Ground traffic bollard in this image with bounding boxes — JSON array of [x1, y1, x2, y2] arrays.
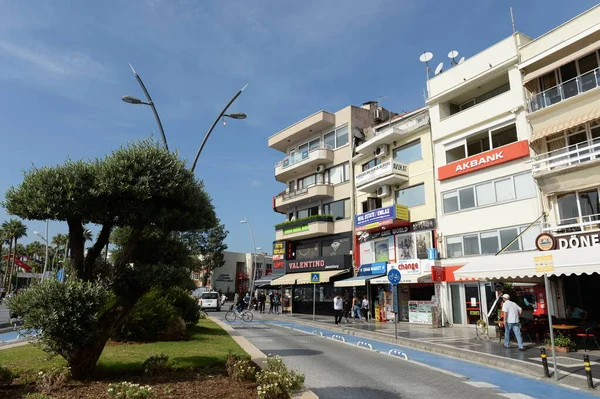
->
[[584, 354, 594, 389], [540, 348, 550, 378]]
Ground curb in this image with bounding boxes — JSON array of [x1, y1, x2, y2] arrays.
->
[[208, 317, 319, 399]]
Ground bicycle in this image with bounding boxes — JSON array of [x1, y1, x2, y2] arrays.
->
[[225, 307, 253, 322]]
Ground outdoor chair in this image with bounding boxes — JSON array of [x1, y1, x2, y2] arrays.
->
[[519, 318, 536, 343], [576, 327, 600, 352]]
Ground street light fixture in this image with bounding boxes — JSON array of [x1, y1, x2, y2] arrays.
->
[[240, 218, 258, 296], [191, 84, 248, 173], [122, 63, 169, 151]]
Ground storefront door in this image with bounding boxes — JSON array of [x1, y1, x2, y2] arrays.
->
[[450, 283, 463, 325], [465, 284, 481, 325]]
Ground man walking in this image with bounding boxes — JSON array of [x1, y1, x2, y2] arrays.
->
[[501, 293, 524, 351], [333, 294, 343, 326]]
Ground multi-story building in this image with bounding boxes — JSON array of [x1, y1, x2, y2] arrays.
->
[[269, 103, 382, 315], [427, 32, 547, 326], [337, 107, 439, 323], [509, 5, 600, 320]]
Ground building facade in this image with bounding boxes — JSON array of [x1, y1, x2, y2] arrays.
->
[[269, 104, 382, 315]]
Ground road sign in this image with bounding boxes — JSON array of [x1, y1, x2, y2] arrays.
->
[[310, 273, 320, 284], [387, 269, 401, 285]]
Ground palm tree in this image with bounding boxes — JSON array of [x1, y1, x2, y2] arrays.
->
[[0, 226, 8, 286], [2, 219, 27, 290], [51, 233, 68, 270], [83, 228, 93, 242], [25, 241, 46, 273]]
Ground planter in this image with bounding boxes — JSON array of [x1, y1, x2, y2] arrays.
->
[[275, 215, 334, 231], [549, 345, 575, 353]]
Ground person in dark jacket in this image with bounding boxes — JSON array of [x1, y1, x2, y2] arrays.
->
[[342, 292, 352, 323], [259, 292, 267, 314]]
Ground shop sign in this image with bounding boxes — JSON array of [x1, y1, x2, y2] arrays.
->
[[536, 231, 600, 251], [431, 266, 445, 282], [272, 241, 285, 261], [355, 205, 409, 231], [355, 159, 408, 187], [534, 254, 554, 273], [215, 274, 234, 282], [437, 140, 530, 181], [357, 218, 436, 242], [285, 255, 352, 273], [393, 259, 421, 274], [358, 262, 387, 276]]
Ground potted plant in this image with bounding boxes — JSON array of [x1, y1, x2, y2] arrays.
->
[[546, 335, 576, 353]]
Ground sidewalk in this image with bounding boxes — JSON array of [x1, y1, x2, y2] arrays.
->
[[253, 311, 600, 394]]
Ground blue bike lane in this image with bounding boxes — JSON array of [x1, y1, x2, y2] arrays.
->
[[258, 320, 597, 399]]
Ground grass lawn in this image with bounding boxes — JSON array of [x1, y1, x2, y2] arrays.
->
[[0, 318, 247, 376]]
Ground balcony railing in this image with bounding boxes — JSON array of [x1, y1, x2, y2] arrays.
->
[[542, 212, 600, 235], [531, 137, 600, 174], [275, 144, 333, 169], [279, 183, 332, 200], [528, 67, 600, 112]]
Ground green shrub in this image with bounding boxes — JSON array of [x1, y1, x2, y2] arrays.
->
[[546, 335, 576, 350], [116, 289, 176, 342], [25, 394, 55, 399], [256, 355, 304, 399], [142, 354, 170, 376], [0, 364, 14, 386], [226, 354, 255, 382], [36, 367, 71, 392], [107, 382, 156, 399], [164, 287, 200, 325]]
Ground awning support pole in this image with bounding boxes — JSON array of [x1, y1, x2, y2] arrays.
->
[[495, 212, 547, 256], [544, 273, 558, 380]]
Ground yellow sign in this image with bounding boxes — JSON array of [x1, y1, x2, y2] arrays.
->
[[534, 254, 554, 273], [395, 204, 409, 221]]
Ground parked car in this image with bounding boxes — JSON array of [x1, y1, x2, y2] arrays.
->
[[200, 292, 221, 311]]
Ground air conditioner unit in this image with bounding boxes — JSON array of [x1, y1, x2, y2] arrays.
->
[[316, 164, 326, 173], [374, 144, 389, 158], [373, 107, 389, 122], [377, 185, 391, 197]]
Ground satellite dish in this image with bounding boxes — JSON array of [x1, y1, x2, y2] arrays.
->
[[448, 50, 459, 59], [419, 52, 433, 63], [458, 57, 465, 64], [435, 62, 444, 75], [352, 127, 365, 139]]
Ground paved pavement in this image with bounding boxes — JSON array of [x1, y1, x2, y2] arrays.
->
[[0, 303, 10, 326]]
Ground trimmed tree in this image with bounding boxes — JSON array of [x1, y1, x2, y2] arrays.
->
[[4, 140, 216, 379]]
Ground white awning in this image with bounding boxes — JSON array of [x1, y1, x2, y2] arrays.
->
[[454, 246, 600, 280], [270, 270, 349, 285], [369, 273, 432, 285], [334, 274, 385, 288]]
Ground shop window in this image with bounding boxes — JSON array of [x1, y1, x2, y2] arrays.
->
[[396, 233, 415, 259], [295, 241, 320, 259], [394, 139, 422, 164], [415, 231, 432, 260], [374, 238, 390, 262], [322, 236, 351, 256], [396, 184, 425, 208]]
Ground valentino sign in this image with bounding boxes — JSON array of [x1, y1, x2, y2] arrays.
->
[[438, 140, 530, 181], [536, 232, 600, 251]]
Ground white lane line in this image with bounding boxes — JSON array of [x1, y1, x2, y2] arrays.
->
[[464, 381, 499, 388], [497, 393, 537, 399]]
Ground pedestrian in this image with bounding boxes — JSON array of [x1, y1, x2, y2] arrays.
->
[[274, 293, 281, 314], [220, 293, 227, 307], [243, 292, 251, 310], [342, 292, 352, 323], [352, 295, 363, 323], [259, 291, 267, 314], [269, 292, 275, 314], [501, 293, 524, 351], [333, 293, 343, 325], [361, 296, 369, 321]]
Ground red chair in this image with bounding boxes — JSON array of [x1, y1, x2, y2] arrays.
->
[[576, 327, 600, 352]]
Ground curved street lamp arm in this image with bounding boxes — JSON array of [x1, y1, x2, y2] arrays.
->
[[129, 64, 169, 151], [191, 83, 248, 173]]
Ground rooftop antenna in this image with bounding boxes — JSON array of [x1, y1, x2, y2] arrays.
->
[[434, 62, 444, 75], [510, 7, 516, 35], [419, 51, 434, 98], [448, 50, 459, 66]]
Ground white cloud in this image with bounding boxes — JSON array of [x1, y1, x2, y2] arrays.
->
[[250, 179, 262, 187]]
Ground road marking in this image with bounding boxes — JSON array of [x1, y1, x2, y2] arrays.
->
[[498, 393, 537, 399], [463, 381, 498, 388]]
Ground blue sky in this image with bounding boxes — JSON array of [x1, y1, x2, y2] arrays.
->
[[1, 0, 598, 253]]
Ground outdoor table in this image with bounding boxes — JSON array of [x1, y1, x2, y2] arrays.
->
[[553, 324, 578, 339]]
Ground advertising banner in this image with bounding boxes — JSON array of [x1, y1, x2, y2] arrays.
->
[[285, 255, 352, 273]]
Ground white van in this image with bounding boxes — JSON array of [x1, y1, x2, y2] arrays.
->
[[200, 292, 221, 311]]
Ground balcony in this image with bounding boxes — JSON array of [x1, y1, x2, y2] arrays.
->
[[268, 110, 335, 152], [275, 215, 334, 240], [528, 67, 600, 113], [355, 159, 409, 192], [542, 213, 600, 237], [356, 112, 429, 155], [274, 145, 334, 182], [273, 183, 334, 213], [531, 137, 600, 176]]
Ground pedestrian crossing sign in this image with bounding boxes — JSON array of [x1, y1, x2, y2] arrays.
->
[[310, 273, 320, 284]]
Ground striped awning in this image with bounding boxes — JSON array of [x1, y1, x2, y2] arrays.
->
[[532, 107, 600, 142]]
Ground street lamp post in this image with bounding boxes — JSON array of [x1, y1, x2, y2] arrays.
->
[[33, 220, 49, 281], [122, 64, 169, 151], [191, 84, 248, 173], [240, 218, 258, 295]]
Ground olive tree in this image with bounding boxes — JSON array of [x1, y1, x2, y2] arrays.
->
[[4, 140, 216, 379]]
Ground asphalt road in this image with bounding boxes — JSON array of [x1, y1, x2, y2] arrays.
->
[[219, 315, 508, 399]]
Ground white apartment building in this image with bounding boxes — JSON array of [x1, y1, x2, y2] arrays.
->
[[268, 103, 379, 315], [427, 33, 546, 326]]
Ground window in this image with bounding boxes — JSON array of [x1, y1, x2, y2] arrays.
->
[[288, 180, 296, 192], [323, 125, 349, 149], [362, 197, 382, 213], [308, 138, 320, 152], [298, 174, 316, 188], [415, 231, 432, 260], [444, 123, 518, 164], [296, 241, 320, 259], [445, 223, 539, 258], [396, 184, 425, 208], [324, 162, 349, 184], [394, 140, 422, 163], [323, 199, 349, 220], [297, 206, 318, 219], [374, 238, 390, 262], [288, 212, 294, 221], [450, 81, 510, 115], [442, 172, 535, 213], [556, 188, 600, 227], [322, 236, 351, 256], [362, 158, 381, 171], [396, 233, 415, 259]]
